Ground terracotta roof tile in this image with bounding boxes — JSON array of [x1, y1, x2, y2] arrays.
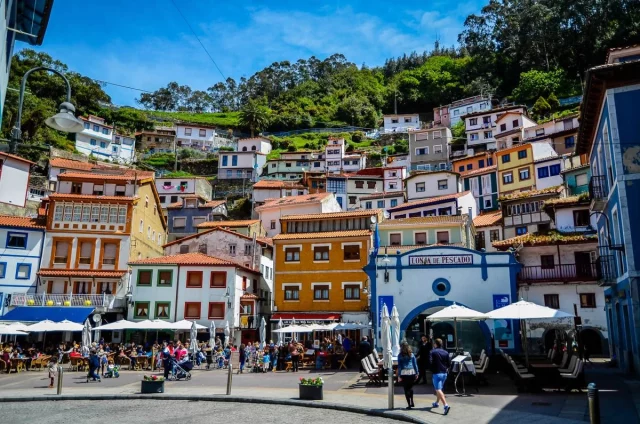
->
[[196, 220, 260, 229], [388, 191, 470, 212], [473, 210, 503, 227], [273, 230, 371, 240], [202, 200, 226, 208], [241, 293, 259, 300], [256, 237, 273, 247], [163, 226, 271, 248], [359, 192, 405, 201], [493, 230, 597, 249], [49, 158, 96, 171], [0, 152, 35, 165], [280, 210, 382, 221], [57, 172, 152, 182], [499, 186, 563, 201], [129, 253, 261, 274], [542, 194, 589, 208], [165, 198, 225, 210], [460, 165, 497, 178], [38, 269, 127, 278], [380, 215, 467, 227], [253, 180, 305, 189], [255, 192, 332, 211], [48, 193, 137, 201], [0, 215, 46, 229]]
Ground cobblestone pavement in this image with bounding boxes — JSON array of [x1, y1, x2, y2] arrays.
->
[[0, 400, 407, 424]]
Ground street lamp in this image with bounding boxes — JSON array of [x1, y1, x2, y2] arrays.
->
[[10, 66, 85, 153]]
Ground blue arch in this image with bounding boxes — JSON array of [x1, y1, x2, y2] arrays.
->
[[400, 298, 493, 354]]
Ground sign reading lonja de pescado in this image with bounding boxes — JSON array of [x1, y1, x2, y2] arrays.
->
[[409, 254, 474, 266]]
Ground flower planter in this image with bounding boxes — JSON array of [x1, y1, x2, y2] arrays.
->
[[299, 384, 323, 400], [141, 380, 164, 394]]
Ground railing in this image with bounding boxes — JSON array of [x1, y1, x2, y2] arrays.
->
[[596, 255, 618, 284], [517, 263, 598, 283], [567, 184, 589, 196], [10, 293, 124, 309], [589, 175, 609, 202], [239, 314, 259, 329], [412, 163, 453, 172]]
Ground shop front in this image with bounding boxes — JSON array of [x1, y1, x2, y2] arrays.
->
[[364, 246, 522, 354]]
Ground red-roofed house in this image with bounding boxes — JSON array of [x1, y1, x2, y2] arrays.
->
[[166, 196, 227, 241], [75, 115, 136, 164], [388, 191, 477, 220], [251, 180, 308, 207]]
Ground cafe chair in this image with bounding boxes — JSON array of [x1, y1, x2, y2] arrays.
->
[[338, 352, 349, 370], [361, 358, 381, 386], [559, 355, 578, 374], [561, 360, 585, 393]]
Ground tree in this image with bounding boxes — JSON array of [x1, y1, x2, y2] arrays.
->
[[451, 121, 466, 139], [511, 69, 573, 104], [239, 98, 272, 137], [547, 93, 560, 111], [531, 96, 551, 120]]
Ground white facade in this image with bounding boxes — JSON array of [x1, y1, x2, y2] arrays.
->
[[75, 116, 135, 164], [476, 225, 503, 252], [406, 171, 461, 201], [449, 98, 492, 126], [175, 124, 234, 151], [534, 157, 564, 190], [389, 192, 477, 220], [0, 153, 31, 208], [554, 204, 596, 233], [465, 107, 527, 149], [237, 137, 272, 155], [0, 223, 45, 301], [360, 193, 405, 211], [383, 167, 406, 192], [524, 117, 579, 140], [218, 151, 267, 181], [342, 154, 367, 173], [383, 114, 421, 133], [325, 138, 345, 173], [156, 177, 212, 209]]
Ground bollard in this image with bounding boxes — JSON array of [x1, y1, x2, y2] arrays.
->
[[226, 363, 233, 395], [588, 382, 600, 424], [56, 365, 64, 395]]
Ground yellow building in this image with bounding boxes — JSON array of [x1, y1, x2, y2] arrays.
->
[[272, 210, 381, 328], [496, 143, 535, 195]]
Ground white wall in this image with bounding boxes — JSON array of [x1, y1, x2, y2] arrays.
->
[[450, 100, 491, 126], [555, 207, 597, 232], [0, 227, 44, 295], [478, 225, 502, 252], [259, 203, 325, 237], [534, 159, 564, 190], [0, 157, 30, 207], [360, 195, 405, 210], [253, 188, 282, 204], [383, 115, 421, 133], [406, 172, 459, 201], [531, 141, 558, 160], [238, 138, 272, 155]]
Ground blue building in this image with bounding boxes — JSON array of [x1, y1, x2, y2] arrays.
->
[[576, 46, 640, 374], [167, 196, 227, 242]]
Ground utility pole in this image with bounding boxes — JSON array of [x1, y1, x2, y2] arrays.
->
[[394, 91, 397, 115]]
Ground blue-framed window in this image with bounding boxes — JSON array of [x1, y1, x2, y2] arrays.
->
[[518, 150, 527, 159], [365, 201, 372, 209], [15, 263, 31, 280], [112, 146, 118, 152], [377, 200, 384, 208], [479, 159, 485, 168], [100, 141, 106, 148], [458, 166, 464, 172], [466, 164, 472, 170], [0, 262, 6, 278], [502, 154, 511, 163], [550, 164, 561, 176], [93, 124, 100, 132], [336, 197, 343, 208], [6, 232, 27, 249], [83, 122, 90, 129], [90, 139, 97, 146], [390, 199, 398, 207], [564, 136, 575, 148], [222, 155, 228, 166], [232, 155, 238, 166], [102, 128, 109, 135], [537, 167, 549, 179], [226, 170, 232, 178], [516, 226, 528, 236], [487, 157, 494, 166]]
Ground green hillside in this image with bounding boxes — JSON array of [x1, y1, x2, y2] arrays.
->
[[146, 111, 241, 128]]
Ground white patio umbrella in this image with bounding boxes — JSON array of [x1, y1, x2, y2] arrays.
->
[[391, 305, 401, 358], [291, 317, 298, 342], [3, 322, 30, 332], [224, 321, 230, 346], [209, 321, 216, 347], [381, 303, 394, 409], [172, 320, 207, 330], [259, 317, 266, 349], [82, 320, 92, 355], [93, 319, 136, 331], [189, 321, 198, 357], [272, 325, 314, 333], [276, 318, 284, 346], [427, 303, 488, 352], [0, 326, 28, 336], [486, 299, 574, 366], [28, 319, 83, 348]]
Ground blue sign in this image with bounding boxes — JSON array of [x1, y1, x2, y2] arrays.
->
[[493, 294, 510, 309], [378, 295, 394, 329], [493, 294, 513, 348]]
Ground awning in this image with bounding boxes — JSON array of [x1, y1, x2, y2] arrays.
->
[[270, 313, 341, 322], [1, 307, 93, 324]]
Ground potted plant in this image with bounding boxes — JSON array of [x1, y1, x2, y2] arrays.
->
[[84, 300, 92, 306], [141, 375, 164, 393], [63, 300, 71, 306], [27, 299, 35, 306], [299, 377, 323, 400], [46, 300, 54, 306]]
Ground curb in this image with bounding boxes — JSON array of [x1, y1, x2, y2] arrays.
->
[[0, 393, 432, 424]]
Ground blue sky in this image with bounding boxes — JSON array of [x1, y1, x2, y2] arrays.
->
[[30, 0, 485, 106]]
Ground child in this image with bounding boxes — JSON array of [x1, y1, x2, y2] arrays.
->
[[262, 352, 271, 373], [47, 357, 58, 388]]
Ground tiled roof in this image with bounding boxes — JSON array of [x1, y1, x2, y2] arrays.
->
[[460, 165, 497, 178], [196, 219, 260, 229], [166, 201, 183, 209], [241, 293, 259, 300], [388, 191, 470, 212], [49, 158, 96, 171], [493, 231, 598, 249], [561, 163, 590, 174], [0, 152, 35, 165], [256, 237, 273, 247], [203, 200, 226, 208], [252, 180, 305, 189], [130, 252, 238, 266], [273, 230, 371, 240], [473, 210, 503, 228], [499, 186, 562, 201], [38, 269, 127, 278], [543, 194, 589, 208], [406, 170, 459, 181], [48, 193, 136, 201], [380, 215, 467, 227], [359, 192, 405, 201], [0, 215, 46, 229], [166, 198, 226, 210], [57, 172, 152, 182], [255, 192, 332, 211], [451, 151, 494, 163], [163, 226, 271, 248], [280, 210, 381, 221]]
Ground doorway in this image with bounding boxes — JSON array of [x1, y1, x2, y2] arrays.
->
[[575, 252, 593, 278]]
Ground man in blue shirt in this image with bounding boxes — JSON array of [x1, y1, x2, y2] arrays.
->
[[429, 338, 451, 415]]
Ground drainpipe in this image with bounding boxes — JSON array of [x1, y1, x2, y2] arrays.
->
[[465, 207, 473, 249]]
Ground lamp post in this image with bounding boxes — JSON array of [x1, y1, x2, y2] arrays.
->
[[10, 66, 85, 153]]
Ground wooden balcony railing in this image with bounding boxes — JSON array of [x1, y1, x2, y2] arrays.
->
[[517, 263, 598, 283]]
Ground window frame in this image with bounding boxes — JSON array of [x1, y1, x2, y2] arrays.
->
[[15, 263, 31, 280], [137, 269, 153, 286], [313, 284, 330, 301], [284, 284, 300, 301], [580, 293, 596, 308], [343, 244, 361, 261], [313, 245, 330, 262], [184, 302, 201, 319], [543, 294, 560, 309], [284, 247, 301, 262], [134, 301, 150, 319], [186, 271, 203, 288], [344, 284, 361, 300], [5, 231, 27, 250], [155, 301, 172, 320], [207, 302, 226, 319], [540, 255, 555, 269], [157, 270, 173, 287], [210, 271, 227, 288]]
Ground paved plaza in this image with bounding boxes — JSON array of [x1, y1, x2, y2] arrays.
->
[[0, 360, 638, 424]]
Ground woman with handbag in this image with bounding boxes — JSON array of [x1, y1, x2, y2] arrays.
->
[[396, 342, 419, 409]]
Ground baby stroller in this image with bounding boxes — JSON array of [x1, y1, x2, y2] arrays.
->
[[103, 363, 120, 378], [169, 357, 193, 381]]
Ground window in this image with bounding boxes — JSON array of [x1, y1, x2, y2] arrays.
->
[[173, 217, 186, 228], [478, 159, 485, 169], [343, 245, 360, 260], [70, 182, 82, 194], [519, 168, 530, 181], [544, 294, 560, 309], [100, 141, 106, 148], [179, 245, 190, 254], [373, 200, 382, 208], [355, 181, 364, 189], [0, 262, 5, 278], [433, 145, 443, 154], [158, 270, 172, 286], [192, 216, 207, 227], [438, 179, 448, 190], [229, 244, 236, 255], [518, 150, 527, 159], [184, 128, 192, 136], [550, 164, 561, 176], [541, 255, 555, 269], [155, 302, 171, 319], [84, 122, 90, 129], [404, 116, 412, 123], [134, 302, 150, 319], [314, 285, 330, 300], [454, 110, 459, 116], [199, 129, 206, 137], [231, 155, 238, 166], [535, 128, 545, 136], [490, 229, 500, 242], [186, 271, 203, 287], [314, 246, 329, 261], [432, 231, 448, 244], [580, 293, 596, 308], [344, 285, 360, 300], [365, 201, 372, 209], [470, 134, 479, 141], [102, 243, 117, 265], [285, 247, 300, 262], [349, 196, 357, 205], [390, 199, 398, 207], [503, 172, 513, 184], [103, 127, 109, 135], [512, 119, 519, 128], [415, 232, 427, 245], [208, 302, 225, 319], [573, 210, 590, 227], [576, 173, 588, 186], [184, 302, 201, 319], [415, 182, 425, 192], [211, 271, 226, 288], [367, 181, 376, 189], [93, 124, 100, 132], [270, 220, 276, 230], [501, 154, 511, 164], [484, 198, 492, 208], [16, 264, 30, 279], [170, 196, 178, 203], [538, 167, 549, 178], [6, 232, 26, 249], [487, 157, 494, 166], [484, 131, 492, 139], [516, 226, 528, 236], [500, 123, 507, 132], [285, 286, 300, 300], [565, 136, 575, 148], [54, 241, 70, 264], [222, 155, 228, 166], [244, 244, 252, 256], [78, 241, 93, 265], [390, 233, 401, 245], [415, 147, 428, 155], [137, 269, 153, 286], [470, 118, 478, 125]]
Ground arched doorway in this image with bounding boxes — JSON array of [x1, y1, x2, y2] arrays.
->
[[581, 328, 604, 355]]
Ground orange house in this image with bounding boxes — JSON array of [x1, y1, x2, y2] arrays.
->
[[452, 151, 496, 174]]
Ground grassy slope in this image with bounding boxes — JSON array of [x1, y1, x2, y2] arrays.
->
[[146, 111, 241, 128]]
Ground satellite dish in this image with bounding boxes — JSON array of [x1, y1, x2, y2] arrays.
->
[[370, 215, 377, 224], [92, 313, 102, 323]]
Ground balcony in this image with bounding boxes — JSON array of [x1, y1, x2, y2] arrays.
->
[[567, 184, 589, 196], [10, 293, 125, 310], [596, 255, 618, 285], [517, 263, 598, 283], [589, 175, 609, 211], [240, 314, 259, 329]]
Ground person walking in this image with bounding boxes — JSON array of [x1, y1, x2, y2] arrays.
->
[[47, 357, 58, 388], [239, 343, 246, 373], [358, 336, 372, 372], [86, 349, 101, 383], [430, 338, 451, 415], [416, 334, 432, 385], [289, 340, 300, 372], [396, 342, 419, 409], [161, 342, 172, 379]]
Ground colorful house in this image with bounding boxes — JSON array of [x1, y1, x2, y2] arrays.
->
[[166, 196, 227, 241], [461, 165, 499, 213]]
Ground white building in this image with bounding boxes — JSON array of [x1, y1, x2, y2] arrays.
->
[[534, 156, 564, 190], [218, 151, 267, 181], [323, 137, 367, 174], [251, 180, 307, 208], [382, 114, 421, 133], [359, 192, 405, 211], [524, 115, 580, 156], [388, 191, 477, 219], [255, 192, 342, 237], [494, 111, 538, 150], [405, 170, 462, 202], [472, 210, 503, 252], [175, 123, 235, 151], [0, 216, 46, 316], [448, 96, 493, 127], [156, 177, 212, 210], [237, 137, 272, 155], [464, 106, 527, 152], [0, 152, 33, 208], [75, 116, 135, 164]]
